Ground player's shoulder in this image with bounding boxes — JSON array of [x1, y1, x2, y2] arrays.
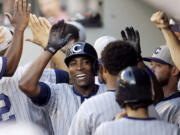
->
[[45, 82, 72, 91], [78, 91, 116, 115]]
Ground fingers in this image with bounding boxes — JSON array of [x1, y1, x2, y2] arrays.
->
[[121, 30, 127, 40], [14, 0, 18, 12], [39, 17, 51, 30], [4, 12, 13, 24], [27, 3, 31, 14], [23, 0, 26, 13], [0, 30, 5, 44], [125, 27, 132, 40], [64, 34, 72, 45], [129, 27, 135, 41], [31, 14, 41, 28], [18, 0, 23, 13]]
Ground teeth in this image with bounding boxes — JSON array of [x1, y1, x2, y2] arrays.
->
[[76, 74, 86, 78]]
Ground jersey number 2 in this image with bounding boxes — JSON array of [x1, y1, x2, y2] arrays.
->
[[0, 93, 15, 121]]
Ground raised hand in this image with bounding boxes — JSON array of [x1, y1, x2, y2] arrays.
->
[[5, 0, 31, 31], [121, 27, 142, 61], [151, 11, 169, 29], [45, 20, 72, 54], [27, 14, 51, 47]]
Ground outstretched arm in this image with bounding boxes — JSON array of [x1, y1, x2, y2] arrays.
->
[[27, 14, 69, 71], [19, 20, 71, 97], [151, 11, 180, 70], [3, 0, 31, 76]]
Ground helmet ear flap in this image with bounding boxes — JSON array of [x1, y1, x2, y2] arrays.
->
[[93, 60, 99, 75]]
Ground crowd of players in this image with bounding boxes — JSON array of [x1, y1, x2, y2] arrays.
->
[[0, 0, 180, 134]]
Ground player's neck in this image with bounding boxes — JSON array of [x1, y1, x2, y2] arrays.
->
[[74, 84, 96, 97], [125, 106, 149, 119], [106, 75, 117, 90]]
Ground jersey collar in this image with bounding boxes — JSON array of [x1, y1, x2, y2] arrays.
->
[[72, 85, 99, 103], [162, 91, 180, 102], [124, 116, 156, 121]]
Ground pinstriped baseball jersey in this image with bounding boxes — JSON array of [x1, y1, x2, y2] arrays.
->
[[0, 64, 68, 135], [68, 91, 160, 135], [94, 116, 180, 135], [32, 82, 106, 135], [0, 57, 7, 79], [155, 92, 180, 127]]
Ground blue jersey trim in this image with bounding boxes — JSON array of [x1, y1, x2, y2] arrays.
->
[[72, 85, 99, 103], [124, 116, 156, 121], [0, 57, 7, 79], [106, 90, 115, 92], [31, 82, 51, 106], [54, 68, 69, 83], [162, 92, 180, 102]]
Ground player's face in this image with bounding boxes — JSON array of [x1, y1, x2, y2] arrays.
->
[[150, 61, 172, 87], [69, 56, 94, 88]]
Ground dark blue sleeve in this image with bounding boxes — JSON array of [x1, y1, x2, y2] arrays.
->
[[54, 68, 69, 83], [0, 56, 7, 79], [30, 82, 51, 106]]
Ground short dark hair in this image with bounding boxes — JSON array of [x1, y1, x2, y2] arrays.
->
[[63, 24, 79, 41], [101, 40, 138, 75]]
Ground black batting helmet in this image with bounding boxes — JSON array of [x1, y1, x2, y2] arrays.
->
[[116, 66, 154, 107], [64, 42, 98, 74]]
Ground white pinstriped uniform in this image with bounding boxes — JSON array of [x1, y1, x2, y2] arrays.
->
[[34, 82, 106, 135], [68, 91, 160, 135], [0, 64, 58, 135], [155, 92, 180, 127], [94, 117, 180, 135], [0, 57, 7, 79]]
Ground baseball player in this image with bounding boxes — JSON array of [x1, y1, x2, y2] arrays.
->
[[144, 45, 180, 127], [0, 0, 31, 79], [0, 1, 70, 135], [68, 40, 160, 135], [19, 20, 106, 135], [94, 66, 179, 135]]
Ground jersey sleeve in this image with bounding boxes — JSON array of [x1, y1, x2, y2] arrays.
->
[[0, 56, 7, 79], [30, 81, 68, 115], [40, 68, 69, 84]]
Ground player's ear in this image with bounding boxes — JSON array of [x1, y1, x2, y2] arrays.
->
[[171, 66, 180, 77]]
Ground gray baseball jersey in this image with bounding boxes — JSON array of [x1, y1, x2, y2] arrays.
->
[[94, 116, 179, 135], [68, 90, 160, 135], [0, 64, 68, 135], [0, 57, 7, 79], [31, 82, 107, 135], [155, 92, 180, 127]]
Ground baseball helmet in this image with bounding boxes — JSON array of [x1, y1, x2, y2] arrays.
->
[[116, 66, 154, 107], [65, 42, 98, 74]]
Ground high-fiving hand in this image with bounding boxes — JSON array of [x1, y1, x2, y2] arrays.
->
[[5, 0, 31, 31], [121, 27, 142, 61], [45, 20, 72, 54]]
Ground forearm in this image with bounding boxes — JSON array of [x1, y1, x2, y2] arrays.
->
[[52, 50, 69, 71], [4, 28, 24, 76], [19, 50, 53, 97], [161, 28, 180, 70]]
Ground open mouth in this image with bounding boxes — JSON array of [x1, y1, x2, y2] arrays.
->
[[76, 74, 87, 80]]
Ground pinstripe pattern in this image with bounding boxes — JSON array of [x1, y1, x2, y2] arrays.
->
[[155, 96, 180, 127], [40, 82, 106, 135], [94, 117, 180, 135], [0, 57, 6, 79], [68, 91, 160, 135], [0, 65, 57, 135]]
